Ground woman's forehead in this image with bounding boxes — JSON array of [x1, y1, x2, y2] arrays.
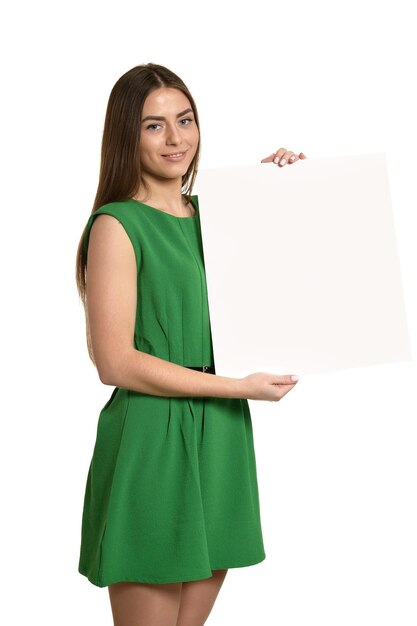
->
[[142, 87, 191, 115]]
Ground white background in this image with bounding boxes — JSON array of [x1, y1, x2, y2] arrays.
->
[[1, 1, 416, 625]]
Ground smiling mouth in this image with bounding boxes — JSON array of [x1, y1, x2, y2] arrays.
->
[[162, 151, 187, 157]]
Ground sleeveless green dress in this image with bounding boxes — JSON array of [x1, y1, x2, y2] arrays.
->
[[78, 195, 266, 587]]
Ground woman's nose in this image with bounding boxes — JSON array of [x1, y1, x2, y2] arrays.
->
[[166, 123, 182, 143]]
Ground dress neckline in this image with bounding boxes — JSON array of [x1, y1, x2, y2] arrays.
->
[[127, 195, 198, 220]]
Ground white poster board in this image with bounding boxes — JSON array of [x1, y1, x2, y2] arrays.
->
[[194, 153, 411, 377]]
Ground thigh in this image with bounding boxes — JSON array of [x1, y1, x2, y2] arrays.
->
[[108, 580, 183, 626], [176, 569, 228, 626]]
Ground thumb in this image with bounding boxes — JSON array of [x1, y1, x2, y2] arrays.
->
[[272, 374, 299, 385], [260, 153, 276, 163]]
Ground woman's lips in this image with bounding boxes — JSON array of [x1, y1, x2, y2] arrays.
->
[[161, 151, 187, 161]]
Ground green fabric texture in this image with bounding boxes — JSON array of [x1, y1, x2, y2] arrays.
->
[[78, 195, 266, 587]]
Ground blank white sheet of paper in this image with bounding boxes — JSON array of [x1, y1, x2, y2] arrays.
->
[[194, 153, 412, 377]]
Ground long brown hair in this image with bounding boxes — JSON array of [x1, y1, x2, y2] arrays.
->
[[75, 63, 202, 365]]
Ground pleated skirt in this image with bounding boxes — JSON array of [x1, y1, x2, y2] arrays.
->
[[78, 387, 266, 586]]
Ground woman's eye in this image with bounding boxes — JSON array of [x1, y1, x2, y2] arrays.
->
[[146, 118, 193, 131]]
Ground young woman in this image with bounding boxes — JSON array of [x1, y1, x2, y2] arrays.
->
[[75, 63, 305, 626]]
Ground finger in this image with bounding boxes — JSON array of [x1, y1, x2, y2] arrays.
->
[[273, 147, 287, 164], [276, 151, 296, 167], [285, 151, 308, 164], [273, 386, 293, 402]]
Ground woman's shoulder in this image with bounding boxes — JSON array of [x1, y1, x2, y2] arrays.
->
[[83, 200, 140, 259], [91, 199, 136, 217], [85, 200, 144, 233]]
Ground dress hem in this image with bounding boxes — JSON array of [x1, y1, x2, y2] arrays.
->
[[79, 553, 266, 587]]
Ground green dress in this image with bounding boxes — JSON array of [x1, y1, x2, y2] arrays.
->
[[78, 195, 266, 587]]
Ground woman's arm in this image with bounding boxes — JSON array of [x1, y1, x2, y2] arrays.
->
[[86, 214, 243, 399]]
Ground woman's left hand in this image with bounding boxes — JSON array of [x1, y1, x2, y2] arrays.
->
[[261, 147, 307, 167]]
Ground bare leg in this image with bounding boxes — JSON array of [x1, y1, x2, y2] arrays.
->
[[108, 580, 182, 626], [175, 569, 228, 626]]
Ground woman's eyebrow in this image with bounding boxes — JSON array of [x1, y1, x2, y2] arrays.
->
[[141, 108, 193, 123]]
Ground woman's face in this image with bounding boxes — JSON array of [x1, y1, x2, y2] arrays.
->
[[139, 87, 199, 182]]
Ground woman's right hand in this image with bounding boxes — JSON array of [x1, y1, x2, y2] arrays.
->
[[239, 372, 299, 402]]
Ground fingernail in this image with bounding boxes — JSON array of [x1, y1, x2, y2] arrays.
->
[[273, 156, 279, 164], [291, 375, 299, 381], [280, 158, 287, 166], [289, 156, 295, 161]]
